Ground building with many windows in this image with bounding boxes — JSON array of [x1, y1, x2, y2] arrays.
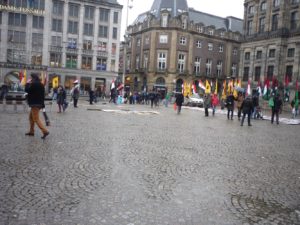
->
[[122, 0, 243, 95], [0, 0, 122, 93], [240, 0, 300, 88]]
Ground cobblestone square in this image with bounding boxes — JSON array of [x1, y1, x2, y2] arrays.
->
[[0, 102, 299, 225]]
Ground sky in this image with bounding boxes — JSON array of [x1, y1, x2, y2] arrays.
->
[[118, 0, 245, 39]]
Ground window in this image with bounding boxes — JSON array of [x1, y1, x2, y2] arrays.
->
[[84, 24, 93, 36], [113, 27, 118, 39], [32, 33, 43, 47], [52, 0, 64, 16], [219, 45, 224, 53], [286, 65, 293, 82], [197, 26, 203, 33], [136, 38, 141, 47], [220, 32, 225, 37], [67, 38, 77, 49], [66, 54, 77, 68], [145, 36, 150, 45], [267, 66, 274, 80], [255, 67, 261, 81], [100, 8, 110, 22], [259, 17, 265, 33], [177, 54, 185, 73], [8, 13, 26, 26], [52, 19, 62, 32], [8, 30, 26, 44], [159, 34, 168, 44], [111, 60, 116, 72], [269, 49, 276, 58], [135, 55, 140, 69], [248, 6, 254, 14], [182, 18, 187, 29], [291, 0, 300, 4], [209, 29, 214, 35], [99, 25, 108, 38], [157, 52, 167, 71], [287, 48, 295, 57], [83, 40, 92, 50], [243, 67, 249, 81], [291, 12, 298, 30], [96, 58, 107, 71], [261, 1, 267, 11], [32, 16, 44, 29], [272, 14, 278, 31], [126, 55, 131, 70], [256, 50, 262, 59], [8, 0, 27, 7], [68, 21, 78, 34], [273, 0, 280, 7], [208, 43, 213, 51], [217, 61, 223, 77], [196, 40, 202, 48], [0, 12, 2, 24], [32, 0, 45, 10], [144, 53, 148, 70], [161, 15, 168, 27], [82, 56, 92, 69], [206, 59, 212, 76], [233, 48, 238, 56], [194, 57, 201, 74], [69, 4, 79, 17], [247, 20, 253, 35], [179, 36, 186, 45], [85, 6, 94, 20], [111, 43, 116, 55], [98, 42, 107, 51], [51, 36, 62, 46], [113, 12, 119, 24], [31, 53, 42, 65], [50, 53, 62, 67], [245, 52, 250, 60], [232, 63, 237, 76]]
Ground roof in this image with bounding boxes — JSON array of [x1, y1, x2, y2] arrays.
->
[[150, 0, 189, 17]]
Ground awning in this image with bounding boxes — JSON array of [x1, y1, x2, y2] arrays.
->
[[154, 84, 166, 87]]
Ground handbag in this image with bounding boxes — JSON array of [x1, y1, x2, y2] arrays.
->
[[173, 103, 177, 111]]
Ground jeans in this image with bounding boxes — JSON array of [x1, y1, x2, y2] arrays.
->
[[227, 109, 233, 119], [205, 108, 209, 116], [73, 98, 78, 107], [271, 109, 279, 124], [241, 111, 251, 126], [237, 107, 242, 120], [212, 106, 216, 116], [29, 107, 48, 134], [177, 105, 182, 114]]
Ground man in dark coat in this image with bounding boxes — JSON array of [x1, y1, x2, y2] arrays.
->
[[25, 73, 49, 139], [226, 92, 235, 120], [240, 95, 254, 126], [175, 93, 184, 114], [271, 93, 283, 124]]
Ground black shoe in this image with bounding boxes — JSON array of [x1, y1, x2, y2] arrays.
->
[[25, 132, 34, 136], [248, 124, 252, 126], [41, 132, 49, 140]]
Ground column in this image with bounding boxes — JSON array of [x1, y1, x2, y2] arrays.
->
[[26, 15, 33, 64], [92, 7, 100, 71], [0, 12, 8, 62], [77, 4, 85, 70], [42, 0, 51, 66], [62, 0, 69, 68]]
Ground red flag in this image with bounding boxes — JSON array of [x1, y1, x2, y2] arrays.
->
[[19, 71, 23, 82], [296, 79, 299, 91]]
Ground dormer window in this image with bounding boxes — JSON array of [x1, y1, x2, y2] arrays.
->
[[209, 29, 214, 35], [197, 26, 203, 33], [182, 19, 187, 29], [220, 31, 225, 37], [161, 15, 168, 27]]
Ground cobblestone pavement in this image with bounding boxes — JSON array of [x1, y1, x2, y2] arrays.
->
[[0, 101, 300, 225]]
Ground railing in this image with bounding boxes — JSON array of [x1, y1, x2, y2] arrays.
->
[[49, 46, 63, 52], [97, 51, 108, 57], [82, 49, 94, 55]]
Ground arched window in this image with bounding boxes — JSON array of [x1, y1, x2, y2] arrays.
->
[[156, 77, 165, 85], [176, 79, 183, 92]]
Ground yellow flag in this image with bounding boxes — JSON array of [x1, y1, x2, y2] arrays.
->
[[222, 80, 227, 100], [21, 69, 27, 86], [227, 80, 233, 94], [205, 80, 211, 94], [214, 80, 218, 95], [52, 76, 59, 88]]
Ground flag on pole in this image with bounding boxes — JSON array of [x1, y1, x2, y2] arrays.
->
[[52, 76, 59, 88], [295, 79, 299, 108], [21, 69, 27, 86], [192, 83, 197, 94], [284, 75, 290, 102], [181, 82, 184, 94], [214, 80, 218, 95], [222, 80, 227, 100], [205, 80, 211, 94], [19, 70, 23, 82], [198, 80, 206, 90], [227, 80, 233, 94], [263, 78, 270, 100], [257, 80, 262, 97], [246, 80, 251, 96]]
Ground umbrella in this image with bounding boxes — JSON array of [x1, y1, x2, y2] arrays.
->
[[235, 86, 245, 92]]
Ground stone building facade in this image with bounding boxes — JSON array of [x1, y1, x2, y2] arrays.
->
[[240, 0, 300, 87], [123, 0, 243, 95], [0, 0, 122, 94]]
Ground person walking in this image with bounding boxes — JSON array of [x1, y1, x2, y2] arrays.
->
[[236, 92, 244, 120], [211, 94, 219, 116], [226, 92, 235, 120], [71, 80, 80, 108], [164, 92, 170, 107], [175, 93, 184, 114], [89, 88, 94, 105], [56, 85, 66, 113], [203, 94, 211, 117], [25, 73, 49, 139], [271, 93, 283, 124], [240, 95, 253, 126]]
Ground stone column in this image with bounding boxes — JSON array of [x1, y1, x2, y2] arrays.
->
[[62, 0, 69, 68], [92, 7, 100, 71], [0, 12, 8, 62], [77, 4, 85, 69], [26, 15, 33, 64]]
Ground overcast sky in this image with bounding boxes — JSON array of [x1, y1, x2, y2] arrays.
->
[[118, 0, 245, 39]]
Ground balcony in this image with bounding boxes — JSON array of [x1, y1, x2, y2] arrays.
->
[[66, 47, 78, 54], [97, 51, 108, 57], [49, 46, 63, 52], [82, 49, 94, 55], [7, 43, 26, 50]]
